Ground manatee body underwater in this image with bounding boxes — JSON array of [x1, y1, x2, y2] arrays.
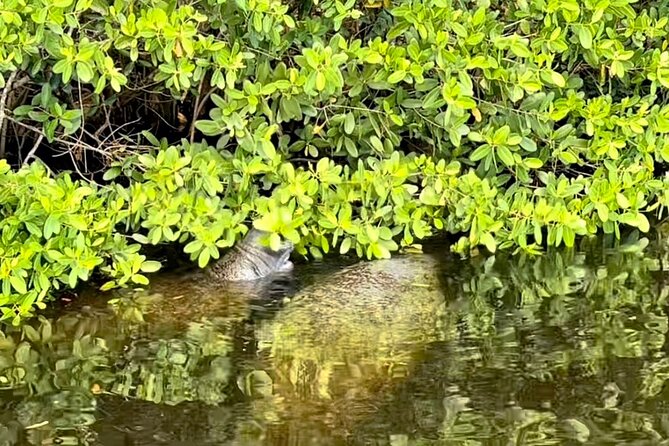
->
[[166, 228, 454, 387], [125, 229, 452, 352], [252, 251, 454, 400], [256, 253, 452, 361], [97, 230, 452, 344], [241, 251, 456, 441]]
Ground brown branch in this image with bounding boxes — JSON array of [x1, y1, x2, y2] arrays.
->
[[190, 80, 205, 144], [189, 86, 214, 144], [0, 71, 18, 159], [6, 115, 151, 172], [100, 117, 142, 146]]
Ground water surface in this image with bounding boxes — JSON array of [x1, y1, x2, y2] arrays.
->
[[1, 235, 669, 445]]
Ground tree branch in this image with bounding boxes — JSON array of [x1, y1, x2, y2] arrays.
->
[[22, 133, 44, 166], [189, 84, 214, 144], [0, 71, 18, 159]]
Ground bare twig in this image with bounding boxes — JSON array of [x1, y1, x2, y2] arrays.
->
[[95, 101, 113, 140], [22, 133, 44, 166], [5, 114, 152, 179], [190, 84, 214, 144], [7, 116, 103, 155], [0, 70, 18, 159], [76, 80, 86, 140], [190, 81, 205, 144], [141, 103, 180, 130], [68, 147, 95, 184], [100, 117, 141, 145]]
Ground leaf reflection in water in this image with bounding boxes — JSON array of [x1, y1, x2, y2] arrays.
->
[[0, 235, 667, 444]]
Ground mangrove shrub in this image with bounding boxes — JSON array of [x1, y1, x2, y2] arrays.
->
[[0, 0, 669, 317]]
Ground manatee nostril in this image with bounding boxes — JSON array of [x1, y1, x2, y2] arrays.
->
[[280, 260, 294, 272]]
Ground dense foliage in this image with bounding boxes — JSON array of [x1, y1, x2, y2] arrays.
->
[[2, 0, 669, 313]]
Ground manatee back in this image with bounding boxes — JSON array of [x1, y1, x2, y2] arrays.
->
[[287, 254, 443, 306], [257, 254, 449, 361]]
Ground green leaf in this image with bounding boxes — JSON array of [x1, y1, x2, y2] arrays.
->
[[62, 63, 74, 83], [558, 151, 578, 164], [550, 71, 566, 87], [634, 213, 650, 233], [610, 60, 625, 78], [131, 233, 150, 244], [576, 26, 593, 49], [198, 249, 211, 268], [184, 240, 203, 254], [344, 137, 358, 157], [419, 186, 440, 206], [94, 76, 106, 94], [344, 113, 355, 135], [524, 158, 543, 169], [283, 15, 295, 28], [388, 70, 406, 84], [44, 214, 60, 239], [616, 193, 630, 209], [103, 167, 121, 181], [596, 203, 609, 222], [620, 212, 650, 233], [493, 126, 510, 145], [470, 144, 491, 161], [369, 135, 384, 153], [140, 261, 162, 273], [76, 62, 94, 83], [318, 218, 337, 229], [259, 140, 276, 160], [480, 232, 497, 253], [509, 41, 531, 58], [269, 232, 282, 251], [100, 281, 117, 291], [131, 274, 149, 285], [194, 120, 222, 136], [13, 105, 33, 116], [520, 137, 537, 152], [316, 71, 326, 91], [497, 146, 515, 167], [10, 276, 27, 294]]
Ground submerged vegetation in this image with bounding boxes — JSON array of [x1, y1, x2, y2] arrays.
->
[[1, 0, 669, 314]]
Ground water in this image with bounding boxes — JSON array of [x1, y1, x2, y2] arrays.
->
[[2, 234, 669, 445]]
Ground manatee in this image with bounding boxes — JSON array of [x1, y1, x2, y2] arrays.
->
[[75, 233, 458, 441], [254, 253, 455, 394], [257, 253, 450, 348], [242, 253, 458, 438], [208, 229, 294, 281]]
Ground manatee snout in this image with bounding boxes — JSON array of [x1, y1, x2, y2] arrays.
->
[[209, 229, 295, 282]]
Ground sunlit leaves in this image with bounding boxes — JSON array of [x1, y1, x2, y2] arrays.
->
[[1, 0, 668, 324]]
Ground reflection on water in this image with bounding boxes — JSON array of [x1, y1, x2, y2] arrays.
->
[[1, 235, 669, 444]]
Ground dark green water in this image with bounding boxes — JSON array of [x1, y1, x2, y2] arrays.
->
[[2, 234, 669, 445]]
